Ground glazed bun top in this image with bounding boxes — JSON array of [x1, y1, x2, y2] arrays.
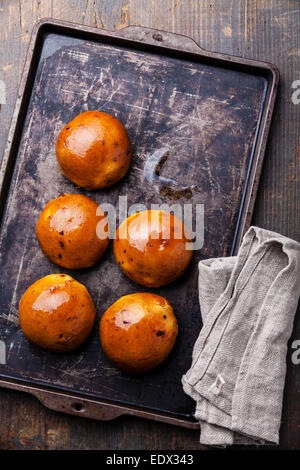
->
[[114, 210, 193, 287], [56, 111, 132, 189], [19, 273, 96, 353], [36, 193, 109, 269], [100, 292, 178, 373]]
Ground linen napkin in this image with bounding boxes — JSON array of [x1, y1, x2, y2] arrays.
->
[[182, 226, 300, 446]]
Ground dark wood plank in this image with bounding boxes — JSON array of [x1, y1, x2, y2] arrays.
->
[[0, 0, 299, 450]]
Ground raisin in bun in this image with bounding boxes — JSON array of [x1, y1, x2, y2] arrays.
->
[[100, 293, 178, 373]]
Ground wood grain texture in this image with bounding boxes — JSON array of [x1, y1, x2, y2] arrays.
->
[[0, 0, 299, 450]]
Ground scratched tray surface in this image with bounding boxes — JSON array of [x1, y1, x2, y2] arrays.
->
[[0, 32, 267, 418]]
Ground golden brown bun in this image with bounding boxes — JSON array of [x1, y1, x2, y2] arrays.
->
[[100, 293, 178, 373], [56, 111, 132, 189], [19, 274, 96, 352], [36, 193, 109, 269], [113, 210, 193, 287]]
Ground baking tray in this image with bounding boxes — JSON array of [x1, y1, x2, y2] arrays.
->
[[0, 19, 278, 428]]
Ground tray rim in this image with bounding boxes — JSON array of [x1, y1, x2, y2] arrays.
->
[[0, 18, 279, 429]]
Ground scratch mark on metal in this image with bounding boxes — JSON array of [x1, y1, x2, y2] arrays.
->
[[144, 147, 198, 199]]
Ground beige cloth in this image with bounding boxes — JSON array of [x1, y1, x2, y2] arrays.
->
[[182, 226, 300, 446]]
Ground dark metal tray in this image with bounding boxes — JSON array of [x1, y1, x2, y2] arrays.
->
[[0, 19, 278, 428]]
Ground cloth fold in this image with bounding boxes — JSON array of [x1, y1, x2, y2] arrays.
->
[[182, 226, 300, 446]]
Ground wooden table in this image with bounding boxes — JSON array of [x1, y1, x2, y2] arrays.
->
[[0, 0, 299, 450]]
